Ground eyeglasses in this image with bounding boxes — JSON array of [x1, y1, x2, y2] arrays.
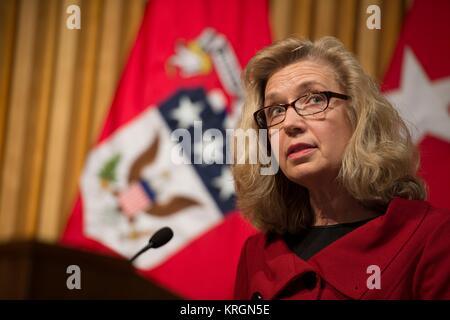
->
[[253, 91, 350, 129]]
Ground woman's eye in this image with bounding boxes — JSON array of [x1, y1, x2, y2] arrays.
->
[[306, 94, 326, 105], [268, 106, 285, 117]]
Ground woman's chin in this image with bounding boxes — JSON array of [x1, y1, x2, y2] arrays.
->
[[284, 166, 319, 186]]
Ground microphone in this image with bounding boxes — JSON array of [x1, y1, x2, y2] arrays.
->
[[129, 227, 174, 263]]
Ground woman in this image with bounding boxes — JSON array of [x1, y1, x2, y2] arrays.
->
[[232, 37, 450, 300]]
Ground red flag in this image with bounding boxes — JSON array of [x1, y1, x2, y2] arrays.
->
[[383, 0, 450, 210], [62, 0, 271, 299]]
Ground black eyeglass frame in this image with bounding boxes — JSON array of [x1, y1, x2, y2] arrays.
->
[[253, 91, 350, 129]]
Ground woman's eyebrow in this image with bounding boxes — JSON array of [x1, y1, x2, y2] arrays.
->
[[264, 92, 283, 105], [295, 81, 324, 94], [264, 81, 324, 105]]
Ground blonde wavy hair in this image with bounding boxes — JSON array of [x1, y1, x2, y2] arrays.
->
[[232, 36, 426, 234]]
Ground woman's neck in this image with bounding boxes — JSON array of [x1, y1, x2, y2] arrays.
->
[[309, 184, 378, 226]]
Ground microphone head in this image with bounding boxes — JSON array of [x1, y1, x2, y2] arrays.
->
[[149, 227, 174, 248]]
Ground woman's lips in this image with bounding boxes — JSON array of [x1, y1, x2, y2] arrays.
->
[[287, 147, 316, 159], [287, 143, 317, 160]]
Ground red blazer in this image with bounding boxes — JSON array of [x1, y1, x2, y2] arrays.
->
[[234, 197, 450, 299]]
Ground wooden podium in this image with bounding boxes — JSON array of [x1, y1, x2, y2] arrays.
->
[[0, 241, 180, 299]]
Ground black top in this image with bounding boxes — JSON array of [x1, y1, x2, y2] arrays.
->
[[284, 217, 376, 261]]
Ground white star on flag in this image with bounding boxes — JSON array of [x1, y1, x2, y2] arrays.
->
[[212, 167, 235, 200], [385, 47, 450, 143], [171, 96, 203, 129]]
